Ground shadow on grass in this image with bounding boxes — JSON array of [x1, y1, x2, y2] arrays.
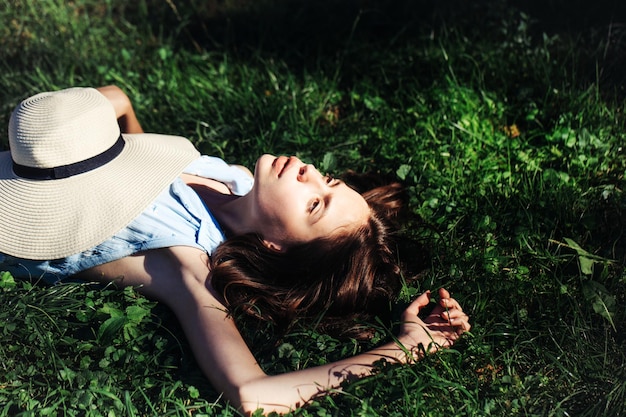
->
[[150, 0, 625, 94]]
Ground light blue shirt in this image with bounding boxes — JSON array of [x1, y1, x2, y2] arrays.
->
[[0, 156, 254, 284]]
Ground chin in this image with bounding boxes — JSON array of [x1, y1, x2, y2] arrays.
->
[[254, 154, 274, 181]]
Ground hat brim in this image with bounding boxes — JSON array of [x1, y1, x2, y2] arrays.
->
[[0, 133, 200, 260]]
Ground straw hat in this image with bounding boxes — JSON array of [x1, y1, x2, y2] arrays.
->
[[0, 87, 200, 260]]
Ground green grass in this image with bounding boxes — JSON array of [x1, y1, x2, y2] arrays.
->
[[1, 0, 625, 415]]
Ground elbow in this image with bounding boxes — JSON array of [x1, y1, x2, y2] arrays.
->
[[235, 377, 300, 416], [236, 381, 270, 416], [234, 382, 258, 416], [239, 402, 263, 417]]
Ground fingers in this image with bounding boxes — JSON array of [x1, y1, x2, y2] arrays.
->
[[440, 309, 471, 334], [430, 289, 472, 335], [403, 290, 431, 316], [403, 288, 471, 346], [438, 288, 463, 311], [441, 308, 465, 321], [407, 288, 459, 315], [438, 287, 450, 299], [399, 289, 472, 361]]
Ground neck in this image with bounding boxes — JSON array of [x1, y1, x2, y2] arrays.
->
[[181, 173, 258, 237], [208, 194, 258, 237]]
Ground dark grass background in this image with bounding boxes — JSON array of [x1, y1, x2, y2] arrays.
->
[[1, 0, 625, 415]]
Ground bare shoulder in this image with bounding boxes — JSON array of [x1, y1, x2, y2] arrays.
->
[[79, 246, 215, 302]]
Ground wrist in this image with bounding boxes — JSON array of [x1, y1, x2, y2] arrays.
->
[[383, 334, 419, 364]]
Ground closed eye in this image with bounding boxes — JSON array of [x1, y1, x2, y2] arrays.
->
[[325, 174, 340, 186], [309, 198, 321, 213]]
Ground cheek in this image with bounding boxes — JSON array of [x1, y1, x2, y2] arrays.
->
[[257, 184, 295, 217], [260, 202, 304, 243], [254, 181, 307, 240]]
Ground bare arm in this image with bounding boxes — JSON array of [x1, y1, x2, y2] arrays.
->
[[233, 288, 469, 414], [157, 255, 469, 414], [172, 267, 469, 414], [85, 248, 470, 415], [81, 246, 266, 405], [97, 85, 255, 178], [96, 85, 144, 134]]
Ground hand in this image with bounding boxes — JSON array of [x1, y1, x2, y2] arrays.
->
[[397, 288, 471, 359]]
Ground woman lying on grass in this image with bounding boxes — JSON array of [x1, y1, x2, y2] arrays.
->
[[0, 86, 470, 414]]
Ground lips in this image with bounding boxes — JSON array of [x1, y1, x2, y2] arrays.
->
[[273, 155, 290, 177]]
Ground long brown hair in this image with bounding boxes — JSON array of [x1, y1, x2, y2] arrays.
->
[[210, 179, 407, 340]]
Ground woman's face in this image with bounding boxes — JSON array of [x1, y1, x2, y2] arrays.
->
[[251, 154, 370, 250]]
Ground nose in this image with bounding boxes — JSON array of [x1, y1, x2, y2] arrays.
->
[[297, 164, 322, 183], [297, 164, 309, 182]]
